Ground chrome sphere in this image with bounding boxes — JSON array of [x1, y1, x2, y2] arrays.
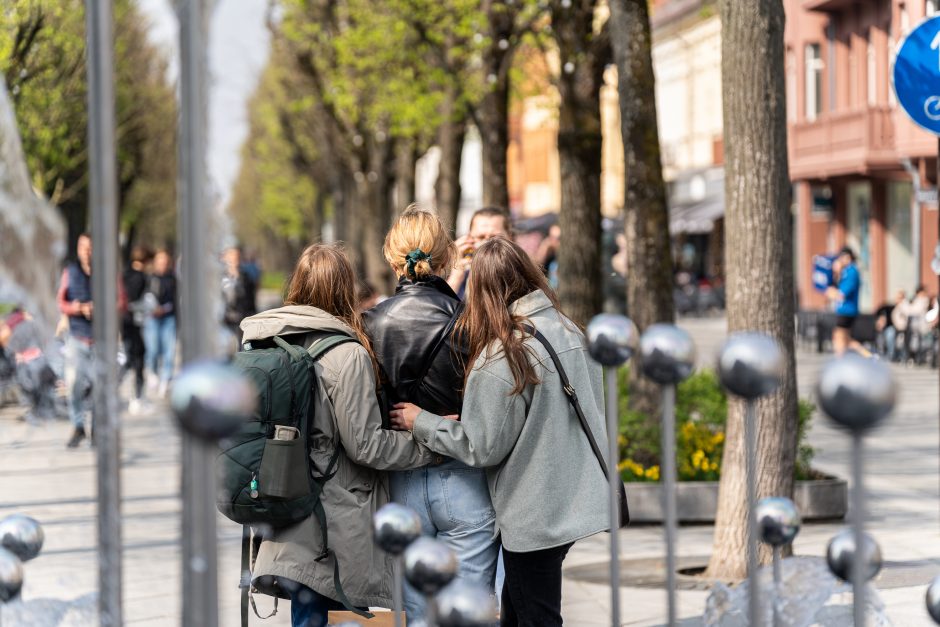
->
[[403, 537, 458, 596], [926, 575, 940, 623], [437, 579, 499, 627], [170, 360, 257, 440], [0, 514, 44, 562], [717, 333, 785, 400], [826, 529, 883, 582], [373, 503, 422, 556], [817, 354, 896, 433], [586, 314, 639, 366], [755, 497, 801, 547], [639, 324, 696, 385], [0, 547, 23, 603]]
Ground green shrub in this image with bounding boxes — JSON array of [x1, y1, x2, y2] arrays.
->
[[616, 367, 817, 483], [260, 271, 287, 292]]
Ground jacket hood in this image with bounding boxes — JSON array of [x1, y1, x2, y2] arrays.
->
[[240, 305, 355, 341]]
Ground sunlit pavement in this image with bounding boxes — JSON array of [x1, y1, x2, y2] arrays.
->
[[1, 316, 938, 625]]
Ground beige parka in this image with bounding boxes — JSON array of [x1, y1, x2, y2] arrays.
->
[[241, 305, 433, 608]]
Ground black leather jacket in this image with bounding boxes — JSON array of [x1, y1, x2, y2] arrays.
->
[[362, 276, 466, 417]]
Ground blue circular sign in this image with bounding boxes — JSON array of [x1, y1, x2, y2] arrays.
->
[[894, 16, 940, 135]]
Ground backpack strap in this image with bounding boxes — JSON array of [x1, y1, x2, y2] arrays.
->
[[240, 525, 278, 626], [307, 333, 358, 361]]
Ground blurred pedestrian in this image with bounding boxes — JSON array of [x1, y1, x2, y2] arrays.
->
[[875, 290, 905, 361], [0, 308, 58, 423], [222, 246, 257, 345], [144, 249, 177, 398], [447, 207, 512, 298], [121, 246, 151, 411], [356, 280, 379, 313], [825, 246, 871, 357]]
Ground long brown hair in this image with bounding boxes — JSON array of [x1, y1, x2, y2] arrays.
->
[[455, 237, 568, 394], [284, 244, 379, 379]]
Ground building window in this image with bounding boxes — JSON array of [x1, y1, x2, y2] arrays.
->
[[929, 0, 938, 17], [889, 36, 897, 107], [867, 35, 877, 106], [805, 44, 824, 121]]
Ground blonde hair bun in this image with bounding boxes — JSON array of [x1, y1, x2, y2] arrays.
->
[[384, 205, 455, 278]]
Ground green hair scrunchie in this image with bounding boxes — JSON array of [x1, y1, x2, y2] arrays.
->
[[405, 249, 432, 279]]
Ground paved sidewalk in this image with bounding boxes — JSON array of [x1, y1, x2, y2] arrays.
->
[[0, 316, 938, 625]]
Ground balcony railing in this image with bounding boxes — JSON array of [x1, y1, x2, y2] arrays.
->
[[789, 107, 896, 179]]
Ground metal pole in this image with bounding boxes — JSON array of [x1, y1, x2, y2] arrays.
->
[[425, 596, 438, 627], [851, 432, 866, 627], [661, 385, 678, 627], [393, 558, 404, 627], [84, 0, 122, 624], [772, 547, 781, 627], [605, 368, 621, 627], [745, 401, 760, 627], [178, 1, 217, 625]]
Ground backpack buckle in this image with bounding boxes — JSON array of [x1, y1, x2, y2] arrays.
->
[[564, 384, 577, 399]]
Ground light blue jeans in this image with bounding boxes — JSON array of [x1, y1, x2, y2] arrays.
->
[[389, 458, 499, 624], [144, 314, 176, 383], [63, 336, 94, 430]]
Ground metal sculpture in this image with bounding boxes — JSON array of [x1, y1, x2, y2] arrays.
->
[[373, 503, 423, 627]]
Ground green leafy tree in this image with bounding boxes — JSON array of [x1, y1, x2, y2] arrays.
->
[[0, 0, 177, 252]]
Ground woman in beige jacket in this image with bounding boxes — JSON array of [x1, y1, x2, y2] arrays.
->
[[243, 244, 432, 627]]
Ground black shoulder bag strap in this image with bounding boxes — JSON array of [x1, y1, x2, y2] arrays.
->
[[523, 325, 630, 527]]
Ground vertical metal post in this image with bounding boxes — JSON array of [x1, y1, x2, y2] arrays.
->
[[84, 0, 123, 624], [772, 546, 781, 627], [392, 558, 404, 627], [745, 402, 760, 627], [661, 385, 678, 627], [425, 597, 438, 627], [178, 1, 217, 625], [605, 368, 621, 627], [851, 433, 866, 627]]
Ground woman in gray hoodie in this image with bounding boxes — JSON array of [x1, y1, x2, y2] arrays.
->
[[242, 244, 433, 627], [390, 237, 610, 627]]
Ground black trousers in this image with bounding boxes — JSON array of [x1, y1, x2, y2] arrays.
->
[[120, 321, 145, 399], [500, 542, 573, 627]]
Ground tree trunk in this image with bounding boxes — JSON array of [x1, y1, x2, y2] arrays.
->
[[608, 0, 675, 419], [478, 1, 514, 211], [357, 134, 395, 293], [435, 92, 465, 233], [393, 135, 417, 211], [552, 1, 605, 326], [707, 0, 798, 580]]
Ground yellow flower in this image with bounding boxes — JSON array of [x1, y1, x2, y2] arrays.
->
[[645, 466, 660, 481]]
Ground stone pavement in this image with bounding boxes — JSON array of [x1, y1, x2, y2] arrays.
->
[[0, 316, 938, 626]]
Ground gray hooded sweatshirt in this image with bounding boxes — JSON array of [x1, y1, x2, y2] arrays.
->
[[241, 305, 433, 607]]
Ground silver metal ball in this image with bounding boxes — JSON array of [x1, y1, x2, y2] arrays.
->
[[403, 537, 458, 596], [373, 503, 422, 556], [586, 314, 639, 366], [926, 575, 940, 623], [0, 547, 23, 603], [638, 324, 696, 385], [0, 514, 44, 562], [817, 354, 896, 433], [826, 529, 883, 582], [717, 333, 785, 400], [755, 497, 801, 547], [436, 579, 499, 627], [170, 360, 257, 440]]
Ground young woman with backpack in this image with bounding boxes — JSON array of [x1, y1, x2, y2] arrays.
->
[[362, 207, 500, 623], [389, 236, 611, 627], [242, 244, 434, 627]]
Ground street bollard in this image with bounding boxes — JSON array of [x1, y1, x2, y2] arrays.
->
[[717, 333, 785, 627], [403, 537, 459, 627], [817, 355, 895, 627], [586, 313, 639, 627], [373, 503, 423, 627], [925, 575, 940, 623], [170, 360, 256, 627], [435, 580, 499, 627], [0, 546, 23, 627], [755, 497, 801, 627], [638, 324, 695, 627], [0, 515, 44, 563]]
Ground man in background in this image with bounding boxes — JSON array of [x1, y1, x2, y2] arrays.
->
[[447, 207, 512, 298], [826, 246, 871, 357]]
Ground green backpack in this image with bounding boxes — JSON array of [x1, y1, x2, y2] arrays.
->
[[216, 332, 371, 623]]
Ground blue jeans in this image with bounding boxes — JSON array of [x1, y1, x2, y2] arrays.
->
[[63, 337, 94, 429], [389, 459, 499, 625], [144, 315, 176, 382], [881, 326, 898, 361], [279, 578, 344, 627]]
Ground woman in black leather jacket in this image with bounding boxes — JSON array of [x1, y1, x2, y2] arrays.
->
[[363, 207, 498, 623]]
